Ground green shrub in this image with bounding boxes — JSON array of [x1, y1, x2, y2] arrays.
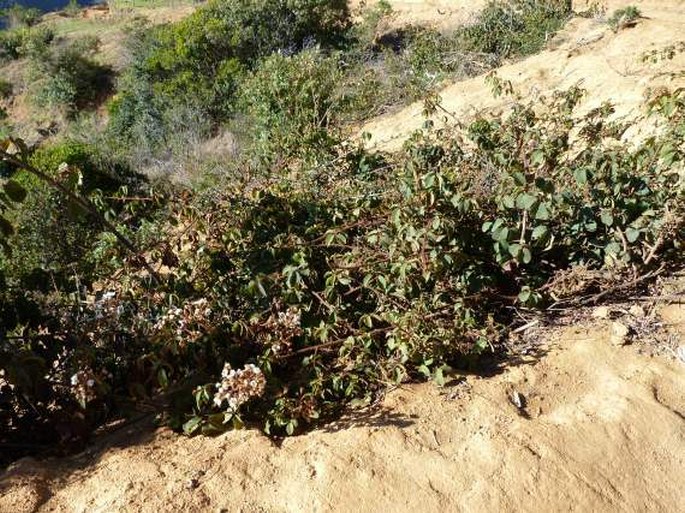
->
[[109, 0, 350, 153], [2, 85, 683, 455], [239, 49, 344, 162], [26, 36, 113, 115], [460, 0, 571, 59], [2, 140, 144, 285], [340, 0, 571, 121], [0, 25, 54, 61], [607, 6, 641, 32]]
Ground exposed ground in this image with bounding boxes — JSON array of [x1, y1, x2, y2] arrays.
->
[[1, 1, 684, 512], [361, 0, 685, 150]]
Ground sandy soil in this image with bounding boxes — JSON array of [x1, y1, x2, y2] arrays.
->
[[360, 0, 685, 150], [1, 310, 684, 513], [351, 0, 488, 30]]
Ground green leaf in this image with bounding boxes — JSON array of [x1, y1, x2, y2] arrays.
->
[[534, 202, 551, 221], [3, 180, 27, 203], [625, 227, 640, 243], [585, 220, 598, 233], [518, 287, 532, 303], [183, 416, 203, 436], [418, 364, 431, 378], [516, 193, 537, 210], [522, 247, 532, 264], [513, 172, 526, 186], [157, 367, 169, 388], [605, 242, 622, 255], [530, 149, 545, 167], [432, 367, 446, 387], [492, 226, 509, 242], [600, 211, 614, 227], [508, 243, 522, 258], [531, 225, 549, 241], [285, 421, 295, 435], [574, 168, 588, 185]]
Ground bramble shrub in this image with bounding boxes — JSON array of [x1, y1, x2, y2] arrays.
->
[[2, 83, 683, 456], [0, 0, 681, 465]]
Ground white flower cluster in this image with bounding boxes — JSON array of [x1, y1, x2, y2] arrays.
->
[[153, 298, 212, 343], [70, 369, 97, 406], [0, 368, 13, 391], [258, 306, 302, 355], [213, 363, 266, 411]]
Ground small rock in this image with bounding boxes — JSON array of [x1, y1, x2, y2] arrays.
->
[[510, 391, 525, 409], [185, 478, 199, 490], [610, 321, 630, 346], [629, 305, 645, 318], [593, 306, 611, 319]]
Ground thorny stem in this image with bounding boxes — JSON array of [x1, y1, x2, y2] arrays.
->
[[0, 148, 161, 284]]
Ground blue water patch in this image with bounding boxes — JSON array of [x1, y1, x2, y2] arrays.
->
[[1, 0, 104, 30], [1, 0, 103, 12]]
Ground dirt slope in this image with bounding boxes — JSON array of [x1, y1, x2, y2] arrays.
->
[[361, 0, 685, 150], [350, 0, 487, 30], [2, 314, 684, 513]]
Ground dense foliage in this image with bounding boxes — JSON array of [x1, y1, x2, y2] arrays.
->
[[25, 35, 113, 115], [108, 0, 350, 152]]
